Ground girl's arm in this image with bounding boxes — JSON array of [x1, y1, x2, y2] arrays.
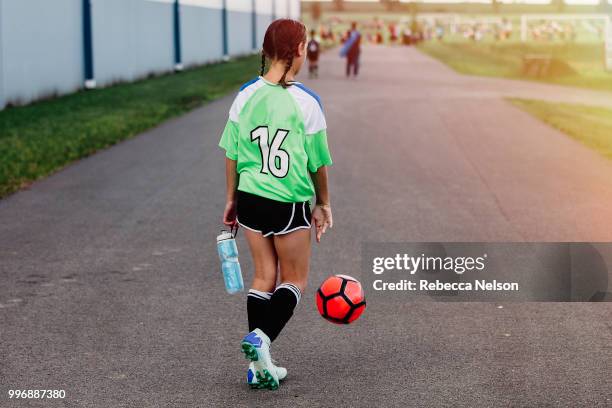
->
[[223, 157, 238, 226], [310, 166, 333, 243], [311, 166, 330, 205]]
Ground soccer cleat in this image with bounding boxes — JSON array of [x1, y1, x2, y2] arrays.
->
[[241, 329, 280, 390], [247, 361, 287, 389]]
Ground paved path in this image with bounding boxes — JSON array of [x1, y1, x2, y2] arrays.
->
[[1, 46, 611, 407]]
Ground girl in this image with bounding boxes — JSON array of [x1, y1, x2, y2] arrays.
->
[[218, 19, 333, 391]]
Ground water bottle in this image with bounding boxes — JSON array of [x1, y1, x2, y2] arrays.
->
[[217, 229, 244, 294]]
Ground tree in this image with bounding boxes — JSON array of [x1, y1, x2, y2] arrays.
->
[[409, 0, 417, 17], [492, 0, 500, 14], [311, 1, 322, 22], [552, 0, 565, 13], [382, 0, 399, 12]]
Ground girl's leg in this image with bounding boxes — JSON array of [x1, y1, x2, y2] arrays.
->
[[259, 228, 311, 342], [241, 229, 288, 390], [244, 229, 278, 332], [274, 228, 311, 292]]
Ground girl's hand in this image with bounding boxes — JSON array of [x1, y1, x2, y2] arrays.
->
[[223, 200, 238, 227], [311, 204, 333, 243]]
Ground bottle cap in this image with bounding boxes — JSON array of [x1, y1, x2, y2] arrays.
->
[[217, 230, 234, 242]]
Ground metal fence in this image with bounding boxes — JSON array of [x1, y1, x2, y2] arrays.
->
[[0, 0, 299, 109]]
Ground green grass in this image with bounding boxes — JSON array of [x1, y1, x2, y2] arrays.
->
[[510, 98, 612, 160], [0, 54, 260, 198], [418, 39, 612, 92]]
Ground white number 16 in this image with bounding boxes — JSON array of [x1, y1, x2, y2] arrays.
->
[[250, 126, 290, 178]]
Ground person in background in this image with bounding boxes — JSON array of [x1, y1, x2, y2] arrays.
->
[[307, 29, 321, 79], [345, 22, 361, 78], [343, 29, 351, 43], [389, 23, 398, 43], [402, 27, 412, 45], [433, 21, 441, 41]]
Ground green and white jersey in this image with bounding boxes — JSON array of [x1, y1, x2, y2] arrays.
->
[[219, 76, 332, 203]]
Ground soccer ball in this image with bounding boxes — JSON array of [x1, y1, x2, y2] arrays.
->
[[316, 275, 366, 324]]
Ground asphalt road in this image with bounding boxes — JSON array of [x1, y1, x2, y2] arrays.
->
[[1, 46, 612, 407]]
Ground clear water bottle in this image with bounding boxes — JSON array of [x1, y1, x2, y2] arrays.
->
[[217, 229, 244, 294]]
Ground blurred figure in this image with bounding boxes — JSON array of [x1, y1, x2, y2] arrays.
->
[[307, 29, 321, 79], [342, 30, 348, 43], [501, 18, 513, 40], [402, 27, 412, 45], [474, 24, 483, 42], [435, 24, 445, 41], [389, 23, 398, 43], [410, 19, 422, 45], [376, 31, 383, 44], [344, 22, 361, 78]]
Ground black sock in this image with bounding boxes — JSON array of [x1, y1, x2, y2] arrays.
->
[[247, 289, 272, 332], [261, 283, 301, 342]]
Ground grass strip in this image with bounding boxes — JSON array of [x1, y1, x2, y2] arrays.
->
[[0, 54, 260, 198], [510, 98, 612, 160], [418, 40, 612, 93]]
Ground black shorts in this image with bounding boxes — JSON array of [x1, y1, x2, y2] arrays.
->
[[236, 191, 312, 237]]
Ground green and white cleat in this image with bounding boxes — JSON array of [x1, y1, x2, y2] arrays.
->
[[241, 329, 280, 390], [247, 361, 287, 389]]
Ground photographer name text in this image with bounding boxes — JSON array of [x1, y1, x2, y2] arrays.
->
[[371, 253, 519, 292]]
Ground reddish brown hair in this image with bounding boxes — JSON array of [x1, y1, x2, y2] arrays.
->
[[260, 19, 307, 88]]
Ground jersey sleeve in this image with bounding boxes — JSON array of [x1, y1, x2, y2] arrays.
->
[[218, 94, 241, 160], [219, 119, 239, 160], [304, 103, 332, 172], [305, 128, 332, 172]]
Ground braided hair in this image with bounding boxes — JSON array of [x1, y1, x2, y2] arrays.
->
[[260, 51, 266, 76], [261, 19, 307, 88]]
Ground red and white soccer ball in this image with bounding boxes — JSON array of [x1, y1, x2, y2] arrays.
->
[[316, 275, 366, 324]]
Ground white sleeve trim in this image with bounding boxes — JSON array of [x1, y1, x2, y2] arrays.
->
[[287, 86, 327, 135], [228, 79, 264, 122]]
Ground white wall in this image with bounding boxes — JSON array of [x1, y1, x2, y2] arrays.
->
[[181, 3, 224, 67], [274, 0, 287, 18], [256, 13, 273, 46], [270, 0, 299, 19], [0, 0, 83, 107], [0, 0, 300, 109], [290, 0, 300, 19], [227, 10, 254, 55], [92, 0, 175, 86], [255, 0, 273, 15]]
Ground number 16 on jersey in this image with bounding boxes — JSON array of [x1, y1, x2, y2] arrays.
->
[[250, 126, 290, 178]]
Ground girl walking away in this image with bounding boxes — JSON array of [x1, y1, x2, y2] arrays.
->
[[218, 19, 333, 391]]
